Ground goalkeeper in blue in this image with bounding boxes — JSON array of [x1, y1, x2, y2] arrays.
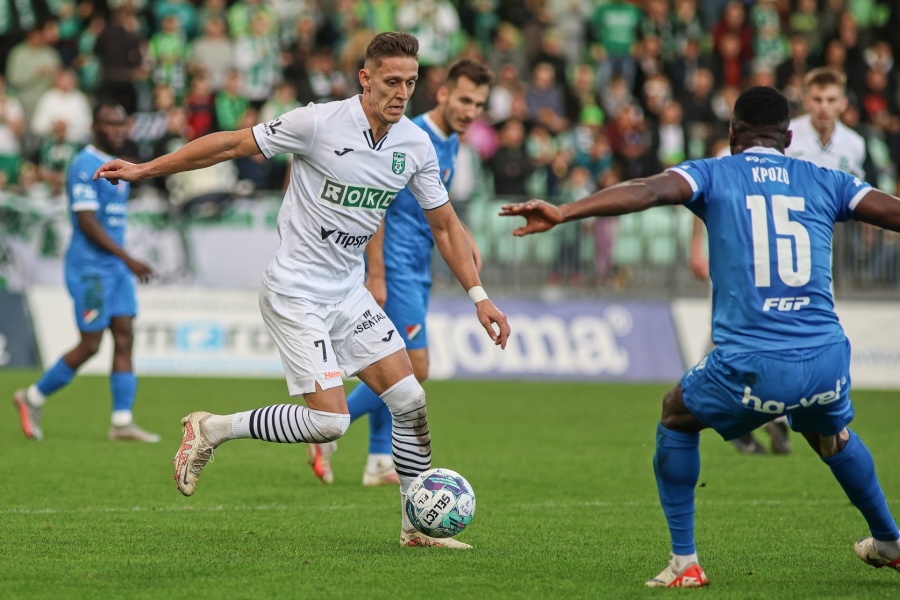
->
[[501, 86, 900, 587], [13, 101, 158, 442], [306, 59, 492, 486]]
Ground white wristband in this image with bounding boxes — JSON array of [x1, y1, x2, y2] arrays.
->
[[467, 285, 489, 303]]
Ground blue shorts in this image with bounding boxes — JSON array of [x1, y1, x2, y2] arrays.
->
[[383, 277, 430, 350], [65, 270, 137, 332], [681, 340, 854, 440]]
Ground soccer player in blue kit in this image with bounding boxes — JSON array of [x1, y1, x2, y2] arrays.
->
[[501, 87, 900, 587], [306, 59, 494, 486], [13, 101, 159, 443]]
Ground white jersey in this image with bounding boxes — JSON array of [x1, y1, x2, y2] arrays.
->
[[251, 96, 449, 303], [786, 114, 866, 177]]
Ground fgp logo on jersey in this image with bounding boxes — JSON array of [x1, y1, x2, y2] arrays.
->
[[392, 152, 406, 174], [318, 177, 398, 210]]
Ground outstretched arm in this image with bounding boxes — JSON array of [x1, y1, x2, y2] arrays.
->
[[499, 171, 694, 236], [854, 189, 900, 232], [425, 202, 510, 349], [93, 129, 261, 184]]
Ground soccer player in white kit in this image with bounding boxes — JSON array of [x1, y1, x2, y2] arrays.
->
[[786, 67, 866, 177], [93, 32, 511, 549]]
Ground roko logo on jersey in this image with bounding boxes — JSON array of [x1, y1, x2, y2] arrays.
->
[[318, 177, 398, 210]]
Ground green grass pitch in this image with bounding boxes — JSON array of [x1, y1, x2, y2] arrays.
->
[[1, 371, 898, 599]]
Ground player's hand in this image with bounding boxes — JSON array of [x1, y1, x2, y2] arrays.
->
[[365, 275, 387, 307], [475, 299, 510, 349], [93, 159, 144, 185], [498, 200, 564, 236], [125, 256, 154, 283]]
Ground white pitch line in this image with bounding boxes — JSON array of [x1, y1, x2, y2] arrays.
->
[[0, 498, 856, 516]]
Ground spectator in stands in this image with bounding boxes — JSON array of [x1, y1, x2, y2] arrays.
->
[[750, 0, 786, 70], [487, 62, 523, 125], [226, 0, 275, 40], [184, 74, 217, 140], [640, 0, 677, 63], [395, 0, 461, 73], [38, 120, 78, 195], [188, 16, 233, 92], [655, 100, 686, 168], [678, 68, 716, 157], [486, 22, 527, 81], [73, 12, 104, 95], [489, 117, 533, 199], [599, 73, 636, 122], [670, 0, 704, 57], [829, 11, 867, 98], [532, 28, 569, 89], [6, 19, 61, 128], [215, 70, 249, 132], [666, 37, 711, 93], [196, 0, 228, 34], [130, 84, 176, 161], [525, 121, 562, 197], [0, 74, 26, 187], [776, 34, 816, 90], [590, 0, 642, 90], [148, 14, 190, 102], [545, 0, 591, 69], [712, 1, 753, 65], [790, 0, 824, 55], [152, 0, 199, 40], [713, 32, 748, 88], [564, 64, 599, 125], [525, 62, 568, 134], [30, 68, 92, 145], [290, 46, 349, 105], [234, 11, 280, 107], [94, 8, 144, 114]]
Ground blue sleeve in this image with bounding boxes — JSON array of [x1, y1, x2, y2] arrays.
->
[[833, 169, 873, 223], [668, 158, 713, 214]]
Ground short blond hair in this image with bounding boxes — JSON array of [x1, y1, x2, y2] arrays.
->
[[803, 67, 846, 92]]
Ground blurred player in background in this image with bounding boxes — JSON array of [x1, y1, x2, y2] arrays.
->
[[307, 59, 493, 487], [13, 101, 158, 443], [93, 32, 510, 549], [502, 86, 900, 586]]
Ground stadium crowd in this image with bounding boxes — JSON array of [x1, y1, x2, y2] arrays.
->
[[0, 0, 898, 287]]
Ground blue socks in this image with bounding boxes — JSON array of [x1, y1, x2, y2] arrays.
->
[[347, 382, 392, 455], [654, 423, 701, 555], [36, 358, 77, 396], [110, 371, 137, 413], [824, 429, 900, 541]]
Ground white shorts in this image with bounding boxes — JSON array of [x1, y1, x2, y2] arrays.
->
[[258, 283, 406, 396]]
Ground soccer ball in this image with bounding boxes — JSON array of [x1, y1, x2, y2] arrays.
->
[[405, 468, 476, 538]]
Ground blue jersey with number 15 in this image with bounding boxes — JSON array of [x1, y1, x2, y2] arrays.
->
[[670, 147, 872, 354]]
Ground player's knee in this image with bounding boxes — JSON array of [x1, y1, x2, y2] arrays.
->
[[79, 337, 102, 357], [308, 409, 350, 442], [413, 364, 428, 383], [383, 375, 426, 421]]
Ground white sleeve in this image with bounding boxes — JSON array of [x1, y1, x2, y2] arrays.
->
[[251, 104, 316, 159], [406, 142, 449, 210]]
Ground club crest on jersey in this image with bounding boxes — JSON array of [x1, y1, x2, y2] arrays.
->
[[392, 152, 406, 174], [406, 324, 422, 340], [83, 309, 99, 323], [318, 177, 398, 210]]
